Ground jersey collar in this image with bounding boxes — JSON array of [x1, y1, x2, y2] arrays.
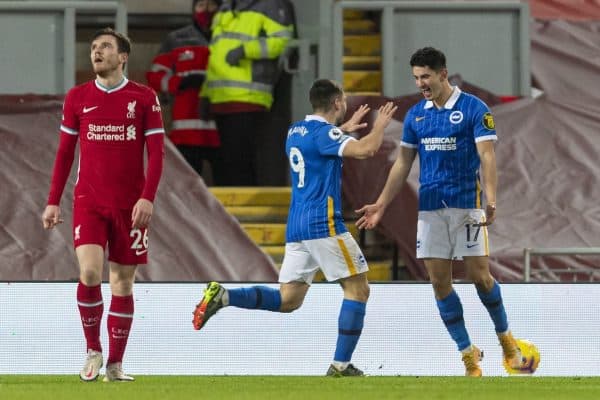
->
[[94, 77, 129, 93], [424, 86, 462, 109], [305, 114, 328, 123]]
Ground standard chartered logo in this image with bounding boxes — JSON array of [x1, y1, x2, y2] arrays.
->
[[85, 124, 136, 141], [126, 125, 136, 140], [421, 137, 457, 151]]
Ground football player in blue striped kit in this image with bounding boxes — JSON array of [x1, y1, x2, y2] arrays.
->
[[193, 79, 397, 376], [356, 47, 527, 376]]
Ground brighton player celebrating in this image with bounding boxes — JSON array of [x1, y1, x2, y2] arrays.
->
[[42, 28, 165, 382], [356, 47, 527, 376], [193, 79, 397, 376]]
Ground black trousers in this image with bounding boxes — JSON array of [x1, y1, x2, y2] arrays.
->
[[176, 145, 218, 179], [213, 112, 265, 186]]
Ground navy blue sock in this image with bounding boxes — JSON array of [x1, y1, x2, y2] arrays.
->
[[334, 299, 366, 362], [436, 290, 471, 351], [227, 286, 281, 311], [477, 281, 509, 333]]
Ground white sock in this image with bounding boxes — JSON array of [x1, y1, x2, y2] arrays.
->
[[222, 290, 229, 306], [461, 345, 474, 354], [332, 361, 349, 370]]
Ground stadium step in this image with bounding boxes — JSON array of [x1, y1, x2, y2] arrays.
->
[[343, 9, 368, 20], [210, 187, 399, 280], [343, 19, 377, 35], [210, 187, 290, 222], [210, 187, 291, 207], [343, 56, 381, 71], [242, 222, 359, 246], [343, 35, 381, 57], [223, 205, 288, 223], [342, 10, 383, 96], [344, 70, 382, 93]]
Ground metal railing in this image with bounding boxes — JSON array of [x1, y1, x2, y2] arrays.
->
[[523, 247, 600, 282], [0, 1, 127, 93]]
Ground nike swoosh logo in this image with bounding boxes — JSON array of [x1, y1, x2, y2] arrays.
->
[[83, 106, 99, 113], [135, 249, 148, 255], [415, 116, 426, 121], [466, 244, 479, 248], [86, 369, 94, 378], [82, 322, 97, 327]]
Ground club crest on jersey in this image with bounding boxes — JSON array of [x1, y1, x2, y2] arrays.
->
[[482, 112, 495, 130], [328, 127, 344, 141], [449, 111, 463, 124], [126, 125, 136, 140], [127, 100, 136, 119]]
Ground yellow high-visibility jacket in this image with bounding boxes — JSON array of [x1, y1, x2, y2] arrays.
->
[[204, 0, 294, 110]]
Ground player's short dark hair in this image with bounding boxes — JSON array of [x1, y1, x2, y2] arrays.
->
[[410, 47, 446, 71], [309, 79, 344, 112], [91, 27, 131, 55]]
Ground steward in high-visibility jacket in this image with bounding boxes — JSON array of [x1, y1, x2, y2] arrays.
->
[[204, 0, 294, 113]]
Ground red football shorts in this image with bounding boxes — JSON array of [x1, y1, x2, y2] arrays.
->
[[72, 203, 149, 265]]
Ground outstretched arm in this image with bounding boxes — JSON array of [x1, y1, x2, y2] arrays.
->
[[476, 140, 497, 226], [355, 146, 417, 230]]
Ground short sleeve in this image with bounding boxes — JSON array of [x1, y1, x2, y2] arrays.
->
[[472, 100, 497, 143], [400, 109, 418, 148], [315, 125, 353, 157]]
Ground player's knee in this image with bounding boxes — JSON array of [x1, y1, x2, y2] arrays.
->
[[341, 277, 370, 302], [110, 278, 134, 296], [280, 297, 303, 313], [472, 275, 494, 292], [355, 282, 370, 302], [80, 268, 102, 286]]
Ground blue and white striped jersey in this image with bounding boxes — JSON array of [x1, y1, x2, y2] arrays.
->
[[285, 115, 355, 242], [401, 87, 497, 210]]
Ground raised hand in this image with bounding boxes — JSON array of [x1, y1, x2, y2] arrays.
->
[[372, 101, 398, 131], [340, 104, 370, 132]]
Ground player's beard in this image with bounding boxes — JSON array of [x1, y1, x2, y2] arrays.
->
[[93, 58, 120, 77]]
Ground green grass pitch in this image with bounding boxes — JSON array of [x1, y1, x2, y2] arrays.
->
[[1, 376, 600, 400]]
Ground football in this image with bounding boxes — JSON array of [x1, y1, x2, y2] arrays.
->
[[503, 339, 540, 374]]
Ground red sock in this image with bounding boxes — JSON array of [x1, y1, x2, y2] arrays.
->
[[107, 295, 134, 364], [77, 281, 103, 353]]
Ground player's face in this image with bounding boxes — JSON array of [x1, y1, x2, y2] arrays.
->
[[334, 94, 347, 125], [90, 35, 127, 76], [412, 66, 447, 102]]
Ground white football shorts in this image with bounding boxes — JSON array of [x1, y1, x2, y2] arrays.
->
[[416, 208, 489, 260], [279, 232, 369, 284]]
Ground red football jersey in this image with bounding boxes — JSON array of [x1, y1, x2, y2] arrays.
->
[[60, 78, 165, 208]]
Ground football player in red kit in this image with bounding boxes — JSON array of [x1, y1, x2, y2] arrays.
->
[[42, 28, 165, 382]]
